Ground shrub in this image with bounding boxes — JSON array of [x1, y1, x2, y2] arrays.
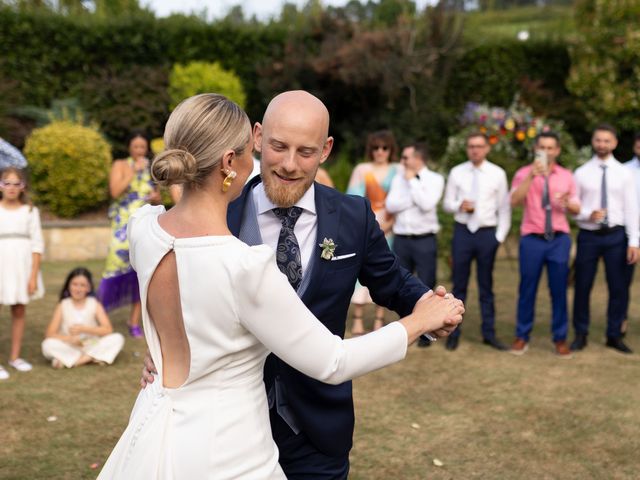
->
[[168, 61, 247, 109], [24, 121, 112, 217]]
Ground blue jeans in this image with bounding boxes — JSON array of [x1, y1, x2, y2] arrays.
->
[[515, 233, 571, 342]]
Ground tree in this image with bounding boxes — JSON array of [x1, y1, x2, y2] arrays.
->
[[567, 0, 640, 132]]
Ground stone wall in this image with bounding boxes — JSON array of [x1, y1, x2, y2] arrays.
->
[[42, 220, 110, 262]]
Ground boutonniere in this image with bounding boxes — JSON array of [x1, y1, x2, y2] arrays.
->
[[319, 238, 337, 260]]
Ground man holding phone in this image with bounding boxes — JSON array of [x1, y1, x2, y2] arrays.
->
[[509, 132, 580, 356]]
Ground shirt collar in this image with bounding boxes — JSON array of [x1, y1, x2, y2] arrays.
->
[[467, 160, 487, 172], [255, 182, 317, 216], [591, 154, 616, 166]]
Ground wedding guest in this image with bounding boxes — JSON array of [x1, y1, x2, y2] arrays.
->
[[621, 132, 640, 335], [42, 267, 124, 368], [0, 167, 44, 380], [509, 132, 580, 357], [97, 132, 161, 337], [386, 143, 444, 346], [100, 92, 463, 479], [314, 167, 334, 188], [347, 130, 398, 335], [571, 124, 639, 354], [443, 132, 511, 351]]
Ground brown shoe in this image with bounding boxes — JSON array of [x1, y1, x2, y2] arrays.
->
[[555, 340, 572, 358], [509, 338, 528, 355]]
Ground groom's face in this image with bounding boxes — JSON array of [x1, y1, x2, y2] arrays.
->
[[254, 109, 333, 208]]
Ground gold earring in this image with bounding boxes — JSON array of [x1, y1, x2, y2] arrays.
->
[[222, 169, 237, 193]]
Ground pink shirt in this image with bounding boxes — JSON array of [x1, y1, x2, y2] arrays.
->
[[511, 164, 578, 235]]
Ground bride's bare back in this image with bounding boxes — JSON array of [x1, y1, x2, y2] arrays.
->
[[147, 250, 190, 388]]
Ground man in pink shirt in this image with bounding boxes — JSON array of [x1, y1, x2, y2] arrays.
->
[[509, 132, 580, 357]]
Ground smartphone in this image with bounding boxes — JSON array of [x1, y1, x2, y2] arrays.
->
[[534, 150, 548, 169]]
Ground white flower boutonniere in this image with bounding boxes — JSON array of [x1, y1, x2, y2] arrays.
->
[[319, 238, 337, 260]]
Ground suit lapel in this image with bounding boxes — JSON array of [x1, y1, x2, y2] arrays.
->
[[301, 184, 340, 303]]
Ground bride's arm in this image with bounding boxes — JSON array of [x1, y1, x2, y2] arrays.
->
[[235, 248, 462, 385]]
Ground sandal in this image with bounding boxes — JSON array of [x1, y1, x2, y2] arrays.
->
[[8, 358, 33, 372], [0, 365, 9, 380], [373, 317, 385, 331], [128, 325, 143, 338], [350, 317, 366, 336]]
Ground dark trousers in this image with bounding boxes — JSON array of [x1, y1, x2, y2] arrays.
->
[[270, 409, 349, 480], [573, 227, 628, 339], [515, 233, 571, 342], [450, 223, 500, 340], [393, 234, 437, 289]]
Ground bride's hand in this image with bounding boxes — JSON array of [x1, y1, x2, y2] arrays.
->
[[141, 350, 158, 388], [402, 290, 464, 344]]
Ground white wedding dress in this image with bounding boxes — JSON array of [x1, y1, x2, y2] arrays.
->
[[98, 205, 409, 479]]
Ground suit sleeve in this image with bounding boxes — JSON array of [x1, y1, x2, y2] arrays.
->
[[357, 197, 429, 317], [235, 246, 408, 385]]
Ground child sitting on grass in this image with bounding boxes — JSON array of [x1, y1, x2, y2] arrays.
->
[[42, 267, 124, 368]]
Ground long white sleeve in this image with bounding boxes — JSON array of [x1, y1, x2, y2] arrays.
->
[[235, 247, 408, 385], [495, 171, 511, 243]]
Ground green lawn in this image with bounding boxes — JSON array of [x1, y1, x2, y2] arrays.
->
[[1, 257, 639, 479]]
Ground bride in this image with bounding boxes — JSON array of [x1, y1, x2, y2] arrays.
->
[[98, 93, 463, 479]]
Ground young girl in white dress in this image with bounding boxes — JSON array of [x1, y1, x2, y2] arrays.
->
[[42, 267, 124, 369], [98, 94, 464, 479], [0, 167, 44, 380]]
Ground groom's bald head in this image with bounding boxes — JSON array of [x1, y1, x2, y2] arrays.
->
[[253, 91, 334, 207]]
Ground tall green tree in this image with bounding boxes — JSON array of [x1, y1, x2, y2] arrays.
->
[[567, 0, 640, 132]]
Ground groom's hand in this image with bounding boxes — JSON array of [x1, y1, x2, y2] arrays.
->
[[140, 350, 157, 388]]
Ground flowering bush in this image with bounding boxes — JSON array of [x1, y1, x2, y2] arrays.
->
[[24, 121, 111, 217], [440, 98, 582, 179]]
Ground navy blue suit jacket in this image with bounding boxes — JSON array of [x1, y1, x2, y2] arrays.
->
[[228, 176, 428, 457]]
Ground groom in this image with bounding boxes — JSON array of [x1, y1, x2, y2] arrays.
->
[[144, 91, 458, 478]]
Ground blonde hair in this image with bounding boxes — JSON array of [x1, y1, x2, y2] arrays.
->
[[152, 93, 251, 188]]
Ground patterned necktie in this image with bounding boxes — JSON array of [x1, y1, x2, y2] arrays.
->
[[600, 164, 608, 227], [467, 167, 480, 233], [272, 207, 303, 291], [542, 175, 554, 240]]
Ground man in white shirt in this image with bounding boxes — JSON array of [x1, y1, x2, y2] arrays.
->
[[622, 132, 640, 334], [386, 143, 445, 346], [572, 125, 640, 354], [443, 132, 511, 351]]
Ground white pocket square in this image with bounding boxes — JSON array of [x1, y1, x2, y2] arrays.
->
[[331, 253, 356, 261]]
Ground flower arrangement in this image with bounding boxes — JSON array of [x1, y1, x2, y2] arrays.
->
[[440, 96, 582, 179]]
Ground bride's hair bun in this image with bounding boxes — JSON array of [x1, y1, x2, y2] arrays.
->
[[151, 148, 198, 187]]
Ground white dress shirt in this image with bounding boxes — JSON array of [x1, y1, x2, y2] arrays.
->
[[624, 156, 640, 210], [443, 160, 511, 242], [385, 165, 444, 235], [252, 182, 317, 274], [574, 155, 639, 247]]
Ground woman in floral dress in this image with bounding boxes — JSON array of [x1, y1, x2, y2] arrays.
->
[[97, 133, 160, 337]]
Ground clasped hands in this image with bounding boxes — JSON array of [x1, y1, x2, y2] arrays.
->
[[412, 286, 464, 340]]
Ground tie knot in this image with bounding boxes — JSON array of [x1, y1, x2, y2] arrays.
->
[[600, 164, 607, 170], [273, 207, 302, 229]]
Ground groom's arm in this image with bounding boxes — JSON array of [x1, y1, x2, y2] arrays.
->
[[356, 198, 430, 318]]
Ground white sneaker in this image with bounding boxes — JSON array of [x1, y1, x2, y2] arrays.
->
[[0, 365, 9, 380], [8, 358, 33, 372]]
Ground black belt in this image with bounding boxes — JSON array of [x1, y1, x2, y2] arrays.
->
[[454, 222, 496, 232], [580, 226, 624, 236], [528, 232, 565, 241], [395, 233, 435, 239]]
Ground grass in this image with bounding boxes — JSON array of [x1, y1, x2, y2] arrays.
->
[[1, 257, 639, 479]]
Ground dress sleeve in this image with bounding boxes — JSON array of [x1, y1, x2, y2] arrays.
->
[[234, 246, 408, 385], [346, 164, 366, 197], [29, 207, 44, 254]]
